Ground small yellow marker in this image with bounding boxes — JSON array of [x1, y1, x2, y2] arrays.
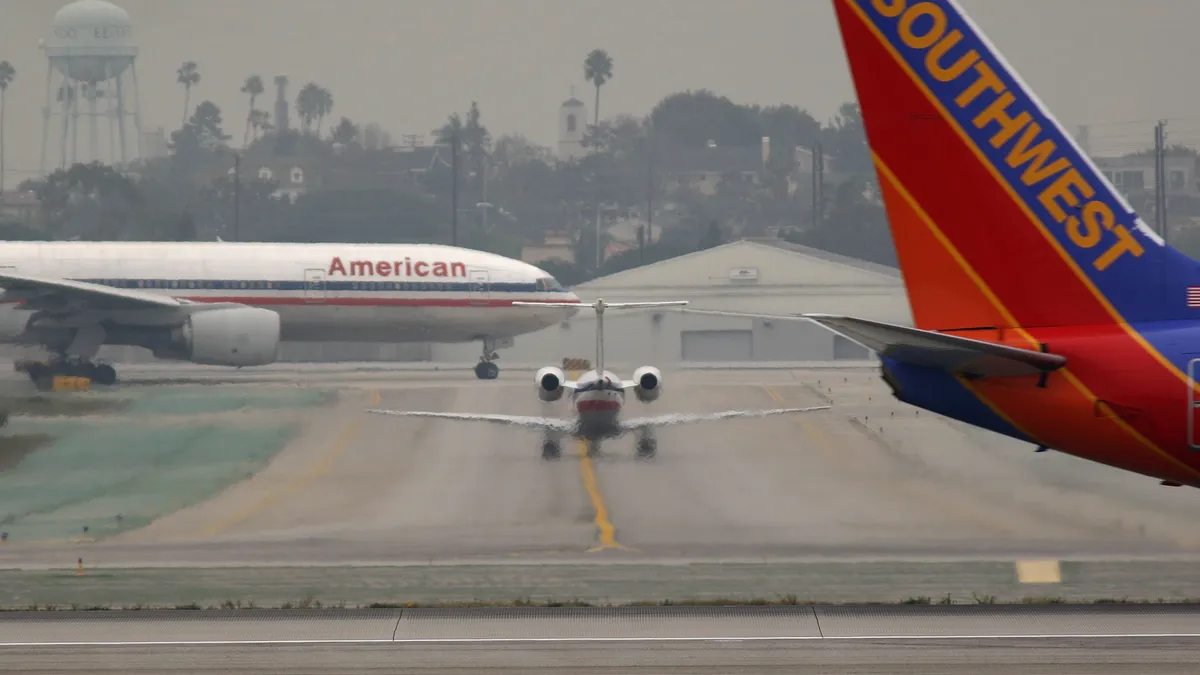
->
[[77, 557, 83, 576], [1016, 559, 1061, 584]]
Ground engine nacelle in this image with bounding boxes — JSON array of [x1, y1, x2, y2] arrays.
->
[[170, 307, 280, 367], [632, 365, 662, 403], [535, 365, 566, 402]]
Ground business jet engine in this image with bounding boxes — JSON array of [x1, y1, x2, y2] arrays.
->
[[535, 366, 567, 402], [631, 365, 662, 403], [160, 306, 281, 367]]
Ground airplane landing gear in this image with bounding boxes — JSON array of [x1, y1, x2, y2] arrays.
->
[[541, 439, 561, 460], [636, 430, 657, 459], [474, 338, 500, 380], [17, 356, 117, 389]]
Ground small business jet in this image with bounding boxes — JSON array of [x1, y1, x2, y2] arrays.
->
[[368, 298, 829, 457], [0, 241, 579, 386]]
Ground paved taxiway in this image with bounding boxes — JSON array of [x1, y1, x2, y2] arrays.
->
[[4, 365, 1200, 606], [0, 605, 1198, 674], [30, 367, 1200, 560]]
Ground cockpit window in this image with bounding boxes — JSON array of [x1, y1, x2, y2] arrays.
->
[[536, 276, 563, 292]]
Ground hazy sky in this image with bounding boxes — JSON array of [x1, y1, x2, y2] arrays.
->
[[4, 0, 1200, 186]]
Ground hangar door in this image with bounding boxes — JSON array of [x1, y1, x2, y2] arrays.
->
[[681, 330, 753, 361]]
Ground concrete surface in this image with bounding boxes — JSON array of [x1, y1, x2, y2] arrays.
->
[[2, 366, 1200, 607], [0, 605, 1197, 674]]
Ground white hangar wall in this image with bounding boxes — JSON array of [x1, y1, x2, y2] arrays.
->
[[432, 238, 913, 367]]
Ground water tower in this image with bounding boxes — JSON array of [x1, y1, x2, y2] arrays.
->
[[39, 0, 143, 174]]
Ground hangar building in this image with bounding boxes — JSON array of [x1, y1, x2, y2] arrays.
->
[[432, 238, 912, 368]]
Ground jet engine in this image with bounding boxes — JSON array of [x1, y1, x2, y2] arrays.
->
[[164, 307, 281, 367], [631, 365, 662, 402], [535, 365, 567, 402]]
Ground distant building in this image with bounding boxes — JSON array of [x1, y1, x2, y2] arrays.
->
[[557, 93, 588, 163], [434, 237, 906, 365], [1094, 153, 1200, 197], [662, 142, 763, 196], [140, 127, 169, 160], [222, 142, 453, 202], [522, 231, 574, 265], [0, 191, 39, 224]]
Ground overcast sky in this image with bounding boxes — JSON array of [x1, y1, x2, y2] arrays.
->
[[4, 0, 1200, 186]]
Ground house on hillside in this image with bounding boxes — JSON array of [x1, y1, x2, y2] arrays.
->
[[1094, 153, 1200, 198], [0, 191, 39, 224], [660, 138, 841, 198]]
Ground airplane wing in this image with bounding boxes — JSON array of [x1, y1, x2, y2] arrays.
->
[[0, 271, 184, 311], [620, 406, 829, 431], [671, 309, 1066, 380], [804, 314, 1067, 378], [365, 409, 577, 433]]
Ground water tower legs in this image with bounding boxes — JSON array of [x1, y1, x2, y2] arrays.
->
[[39, 63, 52, 176]]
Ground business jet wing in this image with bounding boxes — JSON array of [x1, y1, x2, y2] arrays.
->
[[365, 409, 577, 433], [620, 406, 829, 431], [0, 271, 184, 311]]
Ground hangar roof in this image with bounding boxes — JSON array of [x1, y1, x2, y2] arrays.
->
[[578, 238, 902, 291]]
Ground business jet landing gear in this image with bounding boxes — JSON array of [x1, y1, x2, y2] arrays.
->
[[636, 429, 657, 459], [19, 356, 117, 388], [474, 338, 500, 380]]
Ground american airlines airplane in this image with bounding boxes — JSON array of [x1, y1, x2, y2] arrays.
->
[[0, 241, 580, 386], [368, 298, 829, 457]]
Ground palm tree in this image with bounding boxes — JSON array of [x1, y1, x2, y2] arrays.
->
[[295, 82, 323, 133], [176, 61, 200, 128], [240, 75, 264, 147], [316, 87, 333, 135], [0, 61, 14, 195], [583, 49, 613, 126]]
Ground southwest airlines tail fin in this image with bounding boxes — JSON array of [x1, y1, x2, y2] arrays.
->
[[831, 0, 1200, 331], [513, 299, 688, 373]]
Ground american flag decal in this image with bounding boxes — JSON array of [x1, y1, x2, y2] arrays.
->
[[1189, 287, 1200, 308]]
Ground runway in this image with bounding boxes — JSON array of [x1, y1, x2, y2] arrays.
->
[[2, 366, 1200, 608], [0, 605, 1198, 674]]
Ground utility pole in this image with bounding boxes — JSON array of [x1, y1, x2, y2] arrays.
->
[[232, 152, 240, 242], [1154, 120, 1168, 241], [811, 143, 824, 226], [646, 127, 654, 246], [450, 131, 460, 246], [595, 204, 602, 269]]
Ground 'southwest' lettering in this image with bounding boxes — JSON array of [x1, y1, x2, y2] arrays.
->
[[327, 257, 467, 278], [869, 0, 1145, 271]]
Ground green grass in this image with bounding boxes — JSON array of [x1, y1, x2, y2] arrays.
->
[[0, 422, 297, 542]]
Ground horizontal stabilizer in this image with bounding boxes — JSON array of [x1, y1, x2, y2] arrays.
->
[[804, 314, 1066, 379], [513, 300, 688, 311]]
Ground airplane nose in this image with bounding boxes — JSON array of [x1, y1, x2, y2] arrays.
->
[[564, 292, 582, 317]]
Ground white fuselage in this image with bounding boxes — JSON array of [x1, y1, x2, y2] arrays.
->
[[0, 241, 580, 345], [570, 369, 626, 437]]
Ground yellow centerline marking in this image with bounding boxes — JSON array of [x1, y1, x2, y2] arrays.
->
[[578, 438, 628, 552], [194, 389, 375, 539], [566, 369, 630, 553]]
